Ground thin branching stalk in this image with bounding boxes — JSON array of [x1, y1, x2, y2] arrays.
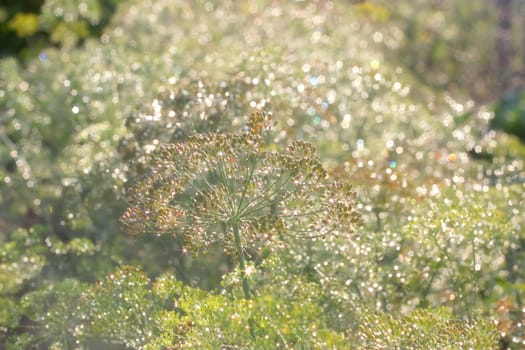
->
[[232, 223, 256, 340]]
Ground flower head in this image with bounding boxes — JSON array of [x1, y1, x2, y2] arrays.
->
[[121, 112, 361, 258]]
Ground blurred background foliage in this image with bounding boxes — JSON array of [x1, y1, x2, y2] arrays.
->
[[0, 0, 126, 58], [0, 0, 524, 348], [375, 0, 525, 141], [376, 0, 524, 99]]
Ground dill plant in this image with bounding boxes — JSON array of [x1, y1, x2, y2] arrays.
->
[[121, 111, 361, 335], [358, 307, 499, 349], [1, 0, 521, 347]]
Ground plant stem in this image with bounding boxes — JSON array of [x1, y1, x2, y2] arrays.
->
[[232, 223, 256, 340], [233, 223, 252, 300]]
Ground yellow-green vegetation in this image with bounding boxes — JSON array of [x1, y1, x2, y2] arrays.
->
[[0, 0, 126, 58], [1, 0, 524, 348], [7, 13, 39, 37]]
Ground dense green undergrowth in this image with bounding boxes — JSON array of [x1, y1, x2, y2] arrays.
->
[[1, 0, 524, 348]]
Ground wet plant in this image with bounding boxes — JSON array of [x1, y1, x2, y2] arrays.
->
[[358, 307, 499, 349], [120, 111, 362, 337], [1, 0, 524, 347]]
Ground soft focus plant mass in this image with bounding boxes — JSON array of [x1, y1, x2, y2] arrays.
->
[[1, 0, 524, 349]]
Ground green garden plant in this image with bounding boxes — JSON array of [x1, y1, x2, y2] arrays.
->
[[1, 0, 523, 348], [120, 111, 362, 337], [358, 307, 499, 349]]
